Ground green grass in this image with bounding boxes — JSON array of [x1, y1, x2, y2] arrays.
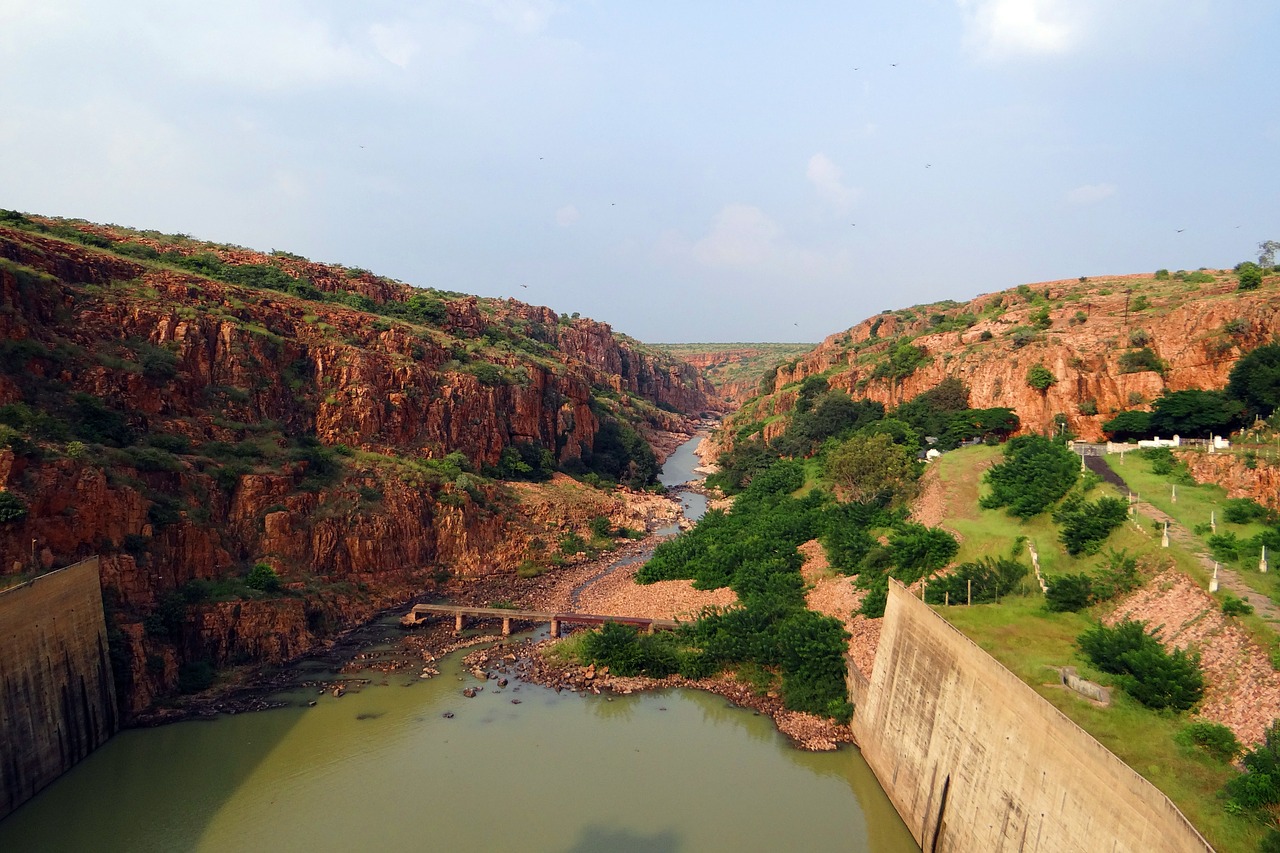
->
[[943, 596, 1262, 852], [1101, 453, 1280, 609], [928, 445, 1269, 851]]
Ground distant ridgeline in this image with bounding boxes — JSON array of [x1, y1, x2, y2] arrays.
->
[[0, 210, 720, 717]]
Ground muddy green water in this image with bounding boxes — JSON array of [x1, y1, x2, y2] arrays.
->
[[0, 432, 917, 851]]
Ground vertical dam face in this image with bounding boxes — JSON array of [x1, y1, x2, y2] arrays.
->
[[852, 581, 1212, 853], [1, 558, 117, 819]]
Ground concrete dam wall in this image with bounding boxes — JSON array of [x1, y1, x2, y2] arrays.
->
[[852, 581, 1212, 853], [1, 558, 117, 819]]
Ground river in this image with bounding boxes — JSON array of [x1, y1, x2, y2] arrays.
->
[[0, 431, 917, 852]]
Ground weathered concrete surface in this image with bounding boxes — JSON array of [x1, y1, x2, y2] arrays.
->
[[0, 558, 117, 819], [853, 581, 1212, 853]]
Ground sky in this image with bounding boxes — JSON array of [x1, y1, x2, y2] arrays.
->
[[1, 1, 1277, 343]]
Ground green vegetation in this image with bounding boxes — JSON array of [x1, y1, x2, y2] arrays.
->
[[0, 491, 28, 523], [246, 562, 282, 592], [980, 435, 1080, 518], [1227, 343, 1280, 420], [823, 433, 917, 504], [1025, 363, 1056, 392], [1119, 347, 1168, 375], [1078, 619, 1204, 711]]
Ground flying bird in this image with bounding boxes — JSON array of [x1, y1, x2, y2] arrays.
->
[[520, 284, 528, 288], [1176, 229, 1185, 233], [925, 164, 931, 168]]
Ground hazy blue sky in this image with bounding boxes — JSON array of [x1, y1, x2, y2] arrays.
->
[[2, 1, 1277, 342]]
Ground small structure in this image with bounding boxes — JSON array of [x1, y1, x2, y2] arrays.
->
[[1262, 546, 1269, 575], [1161, 521, 1170, 548], [1137, 435, 1181, 449], [1210, 563, 1220, 593]]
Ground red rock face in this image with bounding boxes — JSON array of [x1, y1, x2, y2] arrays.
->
[[741, 274, 1279, 443], [0, 222, 721, 715], [1178, 451, 1280, 511]]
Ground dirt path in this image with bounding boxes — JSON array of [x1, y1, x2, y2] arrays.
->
[[1095, 458, 1280, 626]]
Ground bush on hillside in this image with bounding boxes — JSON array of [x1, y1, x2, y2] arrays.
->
[[1176, 720, 1241, 762], [1045, 573, 1094, 612], [1226, 343, 1280, 420], [980, 435, 1079, 518], [924, 557, 1027, 605], [1053, 493, 1129, 555], [1077, 619, 1204, 711], [1225, 719, 1280, 812], [1223, 498, 1271, 525]]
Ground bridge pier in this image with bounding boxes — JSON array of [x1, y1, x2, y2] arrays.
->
[[455, 613, 464, 633], [550, 618, 560, 638], [502, 617, 512, 636]]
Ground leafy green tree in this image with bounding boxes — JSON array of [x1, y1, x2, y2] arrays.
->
[[0, 491, 27, 523], [1226, 719, 1280, 812], [824, 432, 917, 504], [1149, 389, 1244, 437], [793, 375, 829, 414], [981, 435, 1079, 518], [1101, 410, 1152, 441], [1226, 343, 1280, 420], [1260, 240, 1280, 267], [925, 557, 1027, 605]]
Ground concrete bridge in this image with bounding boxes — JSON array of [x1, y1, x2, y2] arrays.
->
[[401, 603, 679, 637]]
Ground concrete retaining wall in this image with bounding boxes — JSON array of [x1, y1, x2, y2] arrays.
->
[[0, 558, 117, 819], [852, 581, 1212, 853]]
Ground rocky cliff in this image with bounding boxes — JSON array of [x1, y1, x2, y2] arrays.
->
[[654, 343, 813, 408], [0, 214, 720, 716], [729, 271, 1279, 446]]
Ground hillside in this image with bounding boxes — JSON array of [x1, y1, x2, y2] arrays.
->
[[0, 212, 722, 716], [653, 343, 814, 408], [726, 269, 1279, 447]]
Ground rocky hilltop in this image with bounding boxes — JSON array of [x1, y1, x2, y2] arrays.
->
[[0, 213, 721, 716], [733, 270, 1278, 445]]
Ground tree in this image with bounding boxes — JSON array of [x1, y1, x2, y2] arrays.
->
[[1102, 409, 1152, 441], [1148, 389, 1245, 437], [1260, 240, 1280, 267], [1238, 261, 1264, 291], [824, 432, 916, 504], [980, 434, 1079, 518], [1226, 343, 1280, 420], [1026, 363, 1056, 392]]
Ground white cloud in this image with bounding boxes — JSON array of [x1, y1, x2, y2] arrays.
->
[[1066, 183, 1116, 204], [369, 23, 418, 69], [806, 154, 861, 213], [655, 204, 853, 284], [957, 0, 1084, 60], [692, 205, 781, 269], [468, 0, 561, 34], [555, 204, 580, 226]]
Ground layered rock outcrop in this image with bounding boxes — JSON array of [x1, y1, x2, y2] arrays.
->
[[0, 219, 720, 716], [738, 273, 1278, 444]]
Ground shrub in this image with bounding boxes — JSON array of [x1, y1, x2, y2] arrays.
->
[[1154, 269, 1170, 280], [925, 557, 1027, 605], [1223, 498, 1269, 525], [1025, 363, 1056, 392], [1053, 494, 1129, 556], [1221, 593, 1254, 617], [1130, 295, 1150, 311], [1118, 347, 1166, 375], [1128, 329, 1150, 347], [1077, 619, 1204, 711], [1238, 261, 1263, 291], [979, 330, 993, 341], [245, 562, 281, 592], [559, 532, 587, 555], [1045, 573, 1094, 612], [0, 491, 28, 523], [1091, 549, 1141, 601], [1225, 720, 1280, 812], [888, 524, 959, 583], [1177, 721, 1241, 762], [981, 435, 1079, 518], [1078, 399, 1098, 416]]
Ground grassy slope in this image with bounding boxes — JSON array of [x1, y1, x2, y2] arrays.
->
[[927, 445, 1265, 852]]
